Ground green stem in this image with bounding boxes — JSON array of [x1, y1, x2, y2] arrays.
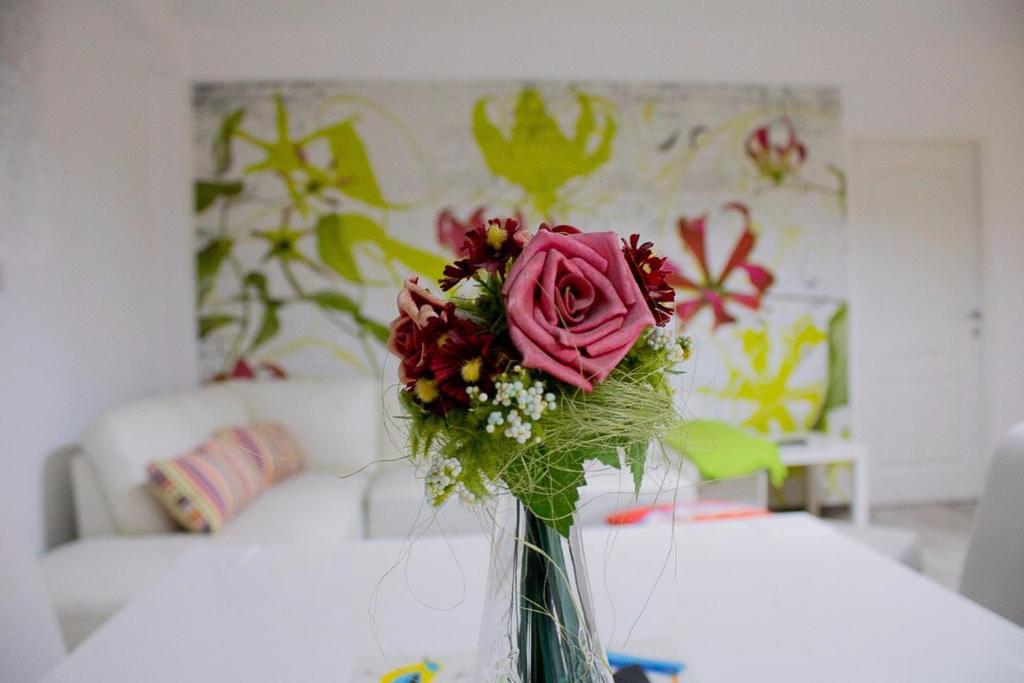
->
[[518, 508, 590, 682]]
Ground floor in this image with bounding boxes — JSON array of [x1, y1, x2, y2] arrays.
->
[[868, 502, 977, 589]]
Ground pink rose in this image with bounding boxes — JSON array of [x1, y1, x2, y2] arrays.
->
[[502, 228, 656, 391]]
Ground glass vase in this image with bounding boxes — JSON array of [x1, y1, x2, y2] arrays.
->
[[473, 495, 614, 682]]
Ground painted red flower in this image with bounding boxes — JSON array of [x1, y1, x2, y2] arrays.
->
[[666, 202, 775, 329], [436, 207, 527, 257], [211, 358, 287, 383], [439, 217, 532, 291], [436, 206, 487, 256], [622, 234, 675, 326], [746, 117, 807, 184]]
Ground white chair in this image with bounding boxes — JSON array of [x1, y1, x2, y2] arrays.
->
[[960, 423, 1024, 626], [0, 505, 65, 682]]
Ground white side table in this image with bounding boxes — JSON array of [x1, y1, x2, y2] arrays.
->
[[777, 437, 870, 527]]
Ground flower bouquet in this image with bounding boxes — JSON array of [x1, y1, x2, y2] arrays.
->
[[387, 218, 689, 682]]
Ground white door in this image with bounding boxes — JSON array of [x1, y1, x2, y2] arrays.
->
[[849, 139, 984, 505]]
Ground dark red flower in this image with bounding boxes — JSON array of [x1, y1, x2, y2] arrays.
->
[[429, 316, 496, 405], [746, 117, 807, 184], [439, 259, 478, 292], [622, 234, 676, 326], [396, 314, 498, 416], [439, 217, 533, 291], [436, 206, 487, 256], [387, 277, 451, 384], [386, 276, 503, 415], [666, 202, 775, 329]]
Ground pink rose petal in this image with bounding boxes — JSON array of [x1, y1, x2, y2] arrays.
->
[[503, 229, 656, 392]]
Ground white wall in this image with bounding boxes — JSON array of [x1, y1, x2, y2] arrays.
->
[[3, 0, 1022, 551], [179, 0, 1024, 464], [0, 0, 195, 552]]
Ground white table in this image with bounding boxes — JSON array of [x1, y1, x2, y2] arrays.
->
[[778, 437, 870, 526], [46, 515, 1024, 682]]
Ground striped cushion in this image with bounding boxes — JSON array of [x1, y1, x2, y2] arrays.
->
[[146, 422, 304, 533], [214, 422, 304, 484]]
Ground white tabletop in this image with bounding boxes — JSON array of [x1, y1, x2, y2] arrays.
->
[[778, 435, 867, 466], [46, 514, 1024, 683]]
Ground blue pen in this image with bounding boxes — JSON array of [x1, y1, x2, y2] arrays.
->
[[607, 651, 686, 676]]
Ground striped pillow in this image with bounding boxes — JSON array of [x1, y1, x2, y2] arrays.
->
[[146, 422, 304, 533], [214, 422, 304, 484]]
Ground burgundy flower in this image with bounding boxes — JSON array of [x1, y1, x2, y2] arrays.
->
[[666, 202, 775, 329], [438, 259, 478, 293], [439, 217, 532, 291], [622, 234, 676, 326], [387, 277, 451, 384], [746, 118, 807, 184], [436, 206, 487, 256], [386, 277, 501, 415], [429, 316, 496, 405], [436, 207, 526, 258]]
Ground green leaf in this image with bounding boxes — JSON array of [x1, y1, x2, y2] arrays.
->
[[244, 272, 282, 352], [577, 446, 620, 469], [196, 238, 232, 280], [250, 303, 280, 352], [316, 214, 363, 282], [811, 303, 849, 431], [195, 180, 243, 213], [307, 289, 390, 344], [244, 271, 271, 298], [196, 238, 232, 306], [213, 109, 245, 175], [307, 290, 359, 315], [666, 420, 787, 488], [626, 441, 647, 496], [505, 451, 586, 538], [358, 317, 390, 344], [198, 314, 236, 339], [316, 213, 448, 284], [313, 120, 393, 209]]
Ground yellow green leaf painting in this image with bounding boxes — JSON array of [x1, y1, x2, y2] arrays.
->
[[473, 88, 616, 216], [708, 315, 828, 434], [193, 80, 847, 437]]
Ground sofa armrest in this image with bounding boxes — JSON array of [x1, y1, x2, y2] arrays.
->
[[70, 451, 116, 538]]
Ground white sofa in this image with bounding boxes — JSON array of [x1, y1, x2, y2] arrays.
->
[[41, 378, 696, 649], [41, 379, 378, 648]]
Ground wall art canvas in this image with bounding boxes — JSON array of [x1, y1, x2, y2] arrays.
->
[[193, 80, 848, 438]]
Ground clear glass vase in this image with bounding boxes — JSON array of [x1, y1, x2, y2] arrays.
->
[[473, 495, 615, 682]]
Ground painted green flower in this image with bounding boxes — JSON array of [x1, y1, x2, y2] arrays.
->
[[711, 316, 826, 434], [473, 88, 616, 217]]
